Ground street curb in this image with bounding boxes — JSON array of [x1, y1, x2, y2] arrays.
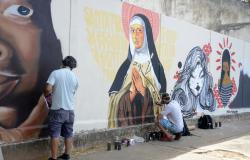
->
[[0, 112, 249, 160], [0, 148, 4, 160]]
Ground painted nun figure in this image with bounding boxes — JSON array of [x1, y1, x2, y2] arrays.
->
[[108, 14, 166, 128]]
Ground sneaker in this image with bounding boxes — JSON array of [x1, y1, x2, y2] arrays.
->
[[160, 134, 174, 142], [58, 153, 70, 160], [48, 158, 57, 160], [174, 133, 182, 140]]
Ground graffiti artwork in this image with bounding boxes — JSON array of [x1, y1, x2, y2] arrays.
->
[[172, 46, 216, 118], [230, 71, 250, 108], [0, 0, 62, 142], [108, 3, 166, 128], [230, 43, 250, 108], [213, 38, 238, 108]]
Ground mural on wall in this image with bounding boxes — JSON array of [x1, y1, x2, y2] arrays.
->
[[1, 0, 250, 143], [172, 46, 216, 118], [212, 38, 240, 108], [108, 3, 166, 128], [0, 0, 62, 142], [82, 0, 250, 131], [230, 43, 250, 108], [230, 71, 250, 108]]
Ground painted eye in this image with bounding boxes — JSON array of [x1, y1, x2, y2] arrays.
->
[[3, 5, 33, 18], [200, 73, 205, 78], [199, 70, 205, 78]]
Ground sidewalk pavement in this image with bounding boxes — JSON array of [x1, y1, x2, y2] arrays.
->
[[71, 119, 250, 160]]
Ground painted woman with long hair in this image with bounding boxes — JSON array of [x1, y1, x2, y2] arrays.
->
[[219, 49, 233, 107], [172, 47, 215, 118]]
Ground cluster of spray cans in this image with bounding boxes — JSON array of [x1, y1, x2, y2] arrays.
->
[[107, 131, 166, 151], [144, 131, 165, 142], [214, 121, 222, 128], [107, 136, 134, 151]]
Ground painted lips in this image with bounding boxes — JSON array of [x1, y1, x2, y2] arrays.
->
[[0, 71, 20, 101], [195, 85, 200, 91]]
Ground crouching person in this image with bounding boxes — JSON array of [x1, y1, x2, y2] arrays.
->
[[156, 93, 184, 141]]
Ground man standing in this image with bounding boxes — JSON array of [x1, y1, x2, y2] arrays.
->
[[156, 93, 184, 141], [44, 56, 78, 160]]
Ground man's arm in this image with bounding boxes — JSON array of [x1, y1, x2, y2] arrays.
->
[[44, 71, 55, 97], [0, 73, 55, 142], [43, 83, 53, 108], [0, 95, 50, 142], [44, 83, 53, 97], [160, 103, 172, 116]]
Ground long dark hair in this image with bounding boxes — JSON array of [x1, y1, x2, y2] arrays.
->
[[172, 47, 215, 118], [219, 49, 231, 92], [29, 0, 62, 91], [16, 0, 63, 125]]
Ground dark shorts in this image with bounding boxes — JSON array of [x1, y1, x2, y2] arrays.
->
[[48, 109, 74, 138], [160, 119, 180, 134]]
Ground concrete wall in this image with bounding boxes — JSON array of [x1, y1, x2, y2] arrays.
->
[[0, 0, 250, 145]]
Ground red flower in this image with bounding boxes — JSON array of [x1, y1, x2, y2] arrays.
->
[[203, 43, 212, 57], [173, 71, 180, 81], [203, 43, 212, 62], [213, 84, 223, 108]]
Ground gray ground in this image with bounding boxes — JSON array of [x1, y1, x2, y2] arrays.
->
[[71, 119, 250, 160]]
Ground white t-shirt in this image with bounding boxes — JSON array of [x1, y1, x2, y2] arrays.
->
[[161, 100, 184, 132], [47, 68, 78, 110]]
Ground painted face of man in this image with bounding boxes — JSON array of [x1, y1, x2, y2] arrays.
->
[[188, 63, 205, 96], [130, 24, 144, 49], [0, 0, 41, 102]]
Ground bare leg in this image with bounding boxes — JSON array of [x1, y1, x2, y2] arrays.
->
[[65, 137, 73, 155], [51, 138, 59, 159], [156, 122, 174, 141]]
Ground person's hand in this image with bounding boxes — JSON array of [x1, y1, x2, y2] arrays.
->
[[155, 101, 162, 106], [0, 127, 23, 143], [0, 95, 48, 143], [45, 93, 52, 108], [158, 114, 163, 120], [130, 80, 136, 95], [129, 81, 137, 102], [132, 67, 145, 96]]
